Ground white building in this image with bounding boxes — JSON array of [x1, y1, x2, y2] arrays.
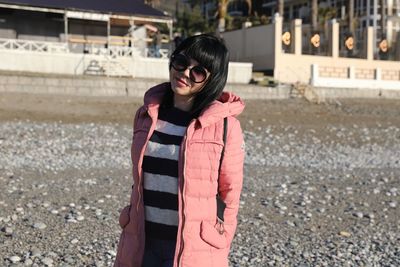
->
[[260, 0, 400, 48]]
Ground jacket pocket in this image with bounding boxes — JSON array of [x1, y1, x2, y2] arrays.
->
[[187, 140, 224, 182], [199, 220, 227, 249], [119, 205, 131, 229]]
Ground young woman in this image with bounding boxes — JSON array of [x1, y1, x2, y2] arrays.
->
[[114, 34, 245, 267]]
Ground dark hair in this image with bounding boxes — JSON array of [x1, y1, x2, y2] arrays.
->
[[164, 33, 229, 117]]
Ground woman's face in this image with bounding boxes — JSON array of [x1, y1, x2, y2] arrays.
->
[[169, 53, 210, 99]]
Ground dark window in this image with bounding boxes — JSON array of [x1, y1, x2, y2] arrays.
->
[[0, 7, 14, 15]]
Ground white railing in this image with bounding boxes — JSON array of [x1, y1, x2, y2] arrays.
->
[[311, 64, 400, 90], [0, 38, 170, 59], [89, 46, 139, 58], [0, 38, 69, 53], [144, 48, 170, 59]]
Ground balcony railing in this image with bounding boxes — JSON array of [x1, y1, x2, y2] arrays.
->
[[0, 38, 69, 53], [0, 37, 170, 58]]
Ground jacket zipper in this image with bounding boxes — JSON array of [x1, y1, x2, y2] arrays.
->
[[177, 123, 191, 266], [137, 107, 156, 212]]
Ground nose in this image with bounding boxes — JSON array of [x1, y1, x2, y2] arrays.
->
[[177, 66, 192, 80], [182, 67, 191, 77]]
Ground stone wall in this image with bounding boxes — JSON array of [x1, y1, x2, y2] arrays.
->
[[0, 73, 290, 100]]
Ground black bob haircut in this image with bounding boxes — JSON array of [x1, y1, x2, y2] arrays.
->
[[163, 33, 229, 117]]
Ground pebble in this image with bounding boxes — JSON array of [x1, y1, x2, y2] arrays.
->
[[24, 258, 33, 265], [16, 207, 24, 213], [0, 112, 399, 267], [41, 257, 54, 266], [30, 248, 41, 257], [33, 222, 47, 229], [9, 255, 21, 263], [2, 226, 13, 236], [339, 231, 351, 237], [286, 220, 296, 227], [354, 212, 364, 218], [365, 213, 375, 219]]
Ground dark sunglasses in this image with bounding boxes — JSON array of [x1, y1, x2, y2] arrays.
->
[[170, 54, 208, 83]]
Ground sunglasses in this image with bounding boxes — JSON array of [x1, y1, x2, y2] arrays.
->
[[170, 54, 208, 83]]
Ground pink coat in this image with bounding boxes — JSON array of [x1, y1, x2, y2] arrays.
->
[[114, 83, 245, 267]]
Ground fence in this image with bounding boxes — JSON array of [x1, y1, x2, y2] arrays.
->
[[222, 16, 400, 91], [0, 38, 68, 53]]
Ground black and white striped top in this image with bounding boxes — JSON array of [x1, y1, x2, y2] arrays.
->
[[142, 107, 193, 240]]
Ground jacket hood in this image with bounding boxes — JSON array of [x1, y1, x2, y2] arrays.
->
[[143, 82, 245, 127], [197, 91, 245, 127], [143, 82, 169, 107]]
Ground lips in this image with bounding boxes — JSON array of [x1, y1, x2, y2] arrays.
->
[[175, 77, 189, 87]]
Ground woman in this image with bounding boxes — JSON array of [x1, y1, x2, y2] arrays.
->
[[114, 34, 245, 267]]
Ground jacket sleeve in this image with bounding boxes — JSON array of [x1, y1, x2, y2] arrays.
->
[[131, 106, 144, 162], [218, 116, 244, 245]]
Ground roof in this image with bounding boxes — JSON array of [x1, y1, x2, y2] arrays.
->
[[0, 0, 168, 18]]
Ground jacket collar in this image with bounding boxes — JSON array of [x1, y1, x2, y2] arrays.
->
[[143, 82, 245, 127]]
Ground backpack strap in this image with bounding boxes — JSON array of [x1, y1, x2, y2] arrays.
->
[[216, 117, 228, 225], [218, 117, 228, 174]]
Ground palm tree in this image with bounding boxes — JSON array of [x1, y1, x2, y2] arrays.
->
[[218, 0, 230, 32], [348, 0, 355, 36], [380, 0, 386, 36], [217, 0, 251, 32], [311, 0, 318, 32], [144, 0, 160, 8], [277, 0, 284, 17], [245, 0, 252, 15]]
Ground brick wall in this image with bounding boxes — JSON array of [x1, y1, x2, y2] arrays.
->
[[381, 70, 400, 81], [355, 68, 375, 80], [319, 66, 348, 78]]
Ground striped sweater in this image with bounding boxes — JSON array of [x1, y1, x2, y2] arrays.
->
[[142, 106, 192, 240]]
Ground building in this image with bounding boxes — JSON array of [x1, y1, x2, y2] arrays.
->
[[255, 1, 400, 49], [0, 0, 252, 83], [222, 16, 400, 96], [0, 0, 172, 56], [0, 0, 175, 77]]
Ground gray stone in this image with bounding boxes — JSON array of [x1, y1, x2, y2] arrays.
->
[[33, 222, 47, 229], [9, 255, 21, 263]]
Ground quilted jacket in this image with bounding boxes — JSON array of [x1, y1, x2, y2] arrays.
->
[[114, 82, 245, 267]]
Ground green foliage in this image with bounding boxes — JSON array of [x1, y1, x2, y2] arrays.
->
[[175, 4, 213, 36], [157, 23, 170, 34], [249, 12, 270, 27], [318, 7, 337, 24]]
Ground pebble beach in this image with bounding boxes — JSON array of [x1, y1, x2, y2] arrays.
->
[[0, 92, 399, 266]]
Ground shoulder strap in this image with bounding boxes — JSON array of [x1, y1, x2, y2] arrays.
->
[[218, 117, 228, 175], [216, 117, 228, 224]]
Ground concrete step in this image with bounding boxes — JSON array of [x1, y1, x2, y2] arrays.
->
[[84, 60, 105, 76], [100, 60, 132, 77], [291, 83, 321, 103], [251, 73, 277, 87]]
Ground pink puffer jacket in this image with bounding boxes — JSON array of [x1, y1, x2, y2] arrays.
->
[[114, 82, 245, 267]]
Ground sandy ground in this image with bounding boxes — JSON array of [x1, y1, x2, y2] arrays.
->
[[1, 92, 400, 130]]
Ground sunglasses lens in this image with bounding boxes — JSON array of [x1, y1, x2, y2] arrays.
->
[[171, 54, 188, 71], [190, 66, 207, 83]]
